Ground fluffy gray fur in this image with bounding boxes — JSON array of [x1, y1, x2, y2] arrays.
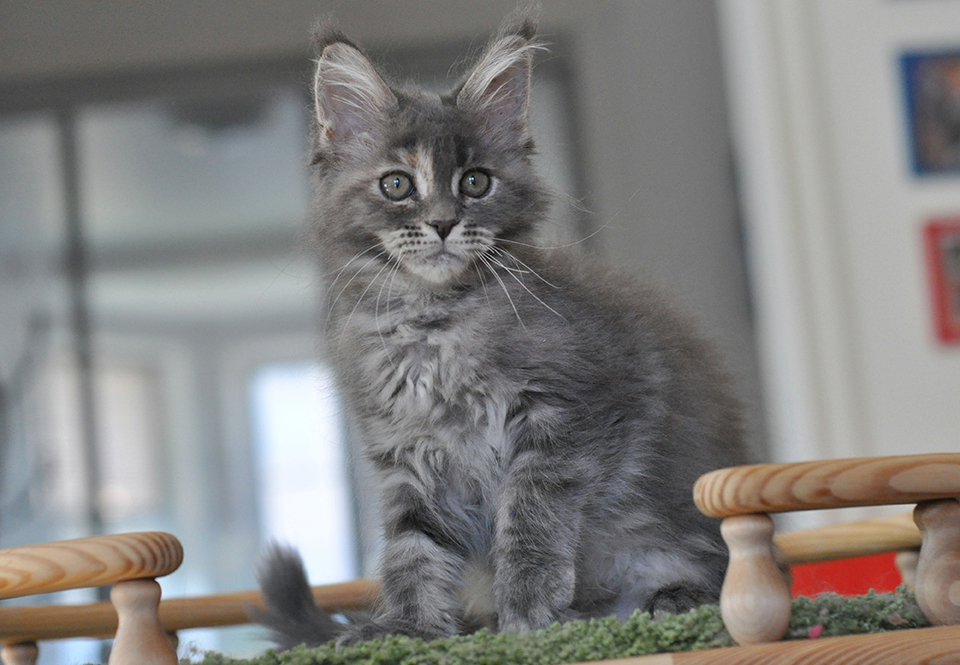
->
[[255, 17, 747, 650]]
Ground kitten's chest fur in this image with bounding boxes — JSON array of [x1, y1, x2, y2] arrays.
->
[[336, 290, 518, 492]]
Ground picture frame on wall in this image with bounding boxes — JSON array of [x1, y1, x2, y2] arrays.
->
[[924, 220, 960, 344], [902, 52, 960, 174]]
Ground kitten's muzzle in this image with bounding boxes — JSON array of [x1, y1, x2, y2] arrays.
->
[[428, 219, 458, 240]]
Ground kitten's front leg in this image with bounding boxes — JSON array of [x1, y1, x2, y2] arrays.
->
[[338, 481, 465, 646], [492, 452, 583, 632]]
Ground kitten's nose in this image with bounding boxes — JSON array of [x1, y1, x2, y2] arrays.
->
[[428, 219, 458, 240]]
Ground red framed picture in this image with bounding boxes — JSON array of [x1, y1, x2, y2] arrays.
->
[[924, 220, 960, 344]]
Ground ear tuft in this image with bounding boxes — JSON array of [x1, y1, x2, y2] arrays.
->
[[312, 35, 397, 157], [504, 16, 538, 43], [456, 19, 544, 149]]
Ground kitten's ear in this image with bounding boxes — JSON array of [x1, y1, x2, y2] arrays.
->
[[457, 20, 540, 149], [313, 36, 397, 158]]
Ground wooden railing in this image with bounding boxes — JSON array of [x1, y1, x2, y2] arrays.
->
[[694, 453, 960, 645], [0, 532, 182, 665], [8, 454, 960, 664]]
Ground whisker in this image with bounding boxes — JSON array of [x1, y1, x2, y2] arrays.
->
[[323, 243, 381, 285], [474, 261, 490, 302], [490, 247, 560, 289], [384, 253, 407, 355], [327, 250, 387, 314], [495, 222, 610, 250], [555, 189, 593, 216], [375, 253, 404, 369], [338, 258, 394, 352], [479, 255, 525, 329], [486, 255, 567, 322], [386, 249, 405, 316], [492, 260, 529, 276]]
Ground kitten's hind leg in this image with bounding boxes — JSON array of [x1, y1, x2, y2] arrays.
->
[[602, 545, 725, 622], [646, 583, 718, 618]]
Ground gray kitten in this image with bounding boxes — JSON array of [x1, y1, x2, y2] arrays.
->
[[255, 18, 747, 649]]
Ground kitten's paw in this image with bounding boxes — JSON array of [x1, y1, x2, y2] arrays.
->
[[496, 615, 535, 634], [493, 561, 575, 634], [647, 584, 717, 619], [335, 622, 389, 648], [496, 605, 566, 634], [335, 619, 452, 647]]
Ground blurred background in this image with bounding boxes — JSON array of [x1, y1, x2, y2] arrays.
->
[[1, 0, 959, 661]]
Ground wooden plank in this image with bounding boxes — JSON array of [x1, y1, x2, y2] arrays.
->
[[0, 532, 182, 600], [157, 578, 380, 631], [569, 624, 960, 664], [0, 601, 117, 642], [775, 512, 920, 564], [694, 453, 960, 518], [0, 579, 379, 643]]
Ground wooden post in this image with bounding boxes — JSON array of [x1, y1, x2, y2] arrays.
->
[[719, 514, 792, 645], [108, 579, 178, 665], [0, 643, 38, 665], [914, 499, 960, 625], [895, 550, 919, 591]]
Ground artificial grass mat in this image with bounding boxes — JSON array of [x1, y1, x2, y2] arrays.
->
[[195, 588, 929, 665]]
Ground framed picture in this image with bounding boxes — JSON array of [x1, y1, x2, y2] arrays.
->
[[902, 52, 960, 174], [924, 220, 960, 344]]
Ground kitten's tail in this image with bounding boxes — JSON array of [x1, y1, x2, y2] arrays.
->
[[252, 543, 347, 650]]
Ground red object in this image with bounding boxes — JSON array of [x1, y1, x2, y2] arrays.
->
[[790, 552, 902, 598], [924, 220, 960, 344]]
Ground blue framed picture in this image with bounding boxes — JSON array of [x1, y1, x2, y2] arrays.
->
[[902, 51, 960, 175]]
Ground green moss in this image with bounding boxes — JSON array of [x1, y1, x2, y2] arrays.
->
[[785, 587, 928, 638], [188, 588, 929, 665]]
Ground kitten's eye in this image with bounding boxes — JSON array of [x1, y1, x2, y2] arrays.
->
[[380, 172, 415, 201], [459, 169, 491, 198]]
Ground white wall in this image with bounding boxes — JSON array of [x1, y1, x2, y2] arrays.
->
[[718, 0, 960, 523]]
